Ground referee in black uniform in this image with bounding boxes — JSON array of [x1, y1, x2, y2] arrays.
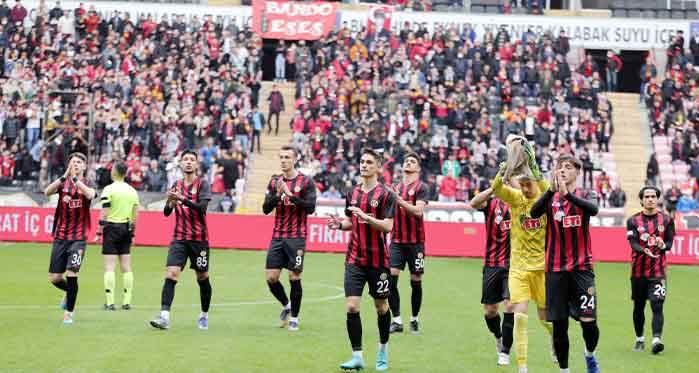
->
[[95, 162, 139, 310]]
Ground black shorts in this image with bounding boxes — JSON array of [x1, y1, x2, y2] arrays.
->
[[166, 240, 210, 272], [102, 223, 132, 255], [481, 266, 510, 305], [389, 243, 426, 274], [266, 238, 306, 273], [344, 264, 390, 299], [631, 277, 667, 302], [546, 270, 597, 321], [49, 239, 87, 274]]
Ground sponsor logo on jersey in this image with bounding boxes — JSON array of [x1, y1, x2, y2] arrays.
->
[[294, 186, 301, 193], [562, 215, 582, 228], [408, 189, 415, 196], [68, 199, 82, 209], [522, 218, 542, 231], [500, 220, 512, 231]]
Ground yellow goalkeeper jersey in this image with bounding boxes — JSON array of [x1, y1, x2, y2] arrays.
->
[[491, 174, 549, 271]]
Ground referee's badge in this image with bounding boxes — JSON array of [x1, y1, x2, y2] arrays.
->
[[370, 200, 379, 207], [294, 186, 301, 193], [380, 272, 388, 281], [554, 211, 565, 222]]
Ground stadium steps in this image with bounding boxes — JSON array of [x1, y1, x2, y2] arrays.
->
[[237, 82, 296, 214], [607, 92, 650, 217]]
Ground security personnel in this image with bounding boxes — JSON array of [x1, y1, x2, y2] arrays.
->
[[95, 161, 140, 310]]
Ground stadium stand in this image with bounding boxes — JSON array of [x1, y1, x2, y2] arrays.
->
[[609, 0, 699, 19], [0, 0, 263, 213], [273, 25, 620, 207], [642, 32, 699, 211]]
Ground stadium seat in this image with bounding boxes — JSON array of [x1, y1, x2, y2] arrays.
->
[[485, 4, 501, 12], [657, 154, 672, 164], [639, 0, 657, 17], [610, 0, 628, 17], [670, 0, 685, 18], [686, 10, 699, 19], [470, 4, 486, 12], [655, 0, 671, 17]]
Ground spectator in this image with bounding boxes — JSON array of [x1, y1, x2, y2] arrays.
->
[[664, 183, 682, 215], [145, 160, 167, 192], [250, 106, 264, 154], [676, 193, 697, 212], [217, 150, 240, 194], [608, 184, 627, 208], [267, 84, 285, 136], [646, 153, 659, 186], [438, 174, 457, 202], [0, 149, 15, 185], [595, 170, 612, 207], [605, 50, 623, 92], [320, 184, 342, 199]]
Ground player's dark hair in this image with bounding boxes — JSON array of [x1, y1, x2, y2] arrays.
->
[[280, 145, 297, 158], [113, 162, 128, 177], [639, 186, 661, 200], [404, 152, 421, 166], [180, 149, 198, 160], [361, 148, 383, 164], [556, 154, 582, 170], [67, 152, 87, 164]]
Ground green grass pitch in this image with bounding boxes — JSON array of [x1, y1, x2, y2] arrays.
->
[[0, 242, 697, 372]]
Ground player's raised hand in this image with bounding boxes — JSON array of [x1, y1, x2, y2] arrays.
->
[[347, 206, 368, 220]]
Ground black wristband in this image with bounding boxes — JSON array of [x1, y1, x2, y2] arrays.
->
[[59, 176, 66, 183]]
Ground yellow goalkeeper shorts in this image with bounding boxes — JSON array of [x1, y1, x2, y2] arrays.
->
[[509, 269, 546, 307]]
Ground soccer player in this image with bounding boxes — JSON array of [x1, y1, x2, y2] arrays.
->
[[492, 142, 555, 373], [45, 152, 96, 324], [262, 146, 317, 331], [626, 186, 675, 354], [95, 161, 139, 310], [387, 152, 428, 334], [531, 155, 601, 373], [328, 149, 395, 371], [471, 188, 514, 366], [149, 150, 213, 330]]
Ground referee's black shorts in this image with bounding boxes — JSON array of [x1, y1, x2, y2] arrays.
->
[[102, 223, 133, 255]]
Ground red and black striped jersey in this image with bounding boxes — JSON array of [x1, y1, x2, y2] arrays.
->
[[391, 180, 428, 244], [532, 189, 597, 272], [627, 212, 675, 279], [345, 183, 395, 269], [52, 178, 93, 240], [479, 197, 511, 268], [263, 173, 317, 239], [168, 177, 211, 242]]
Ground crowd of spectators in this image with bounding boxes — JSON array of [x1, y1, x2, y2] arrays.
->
[[0, 0, 265, 212], [642, 29, 699, 215], [283, 23, 621, 207]]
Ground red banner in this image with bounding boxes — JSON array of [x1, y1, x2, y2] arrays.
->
[[1, 207, 698, 266], [252, 0, 337, 40], [367, 4, 394, 34]]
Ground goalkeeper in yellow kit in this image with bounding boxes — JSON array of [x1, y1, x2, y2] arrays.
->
[[491, 139, 555, 373]]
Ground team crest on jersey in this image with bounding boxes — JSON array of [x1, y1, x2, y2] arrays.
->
[[495, 215, 503, 224], [640, 233, 650, 241], [554, 211, 565, 222], [380, 273, 388, 281], [587, 287, 595, 295], [417, 252, 424, 259], [62, 195, 71, 204], [200, 251, 207, 257], [408, 189, 415, 196], [294, 186, 301, 193], [658, 225, 665, 233], [370, 200, 379, 207], [637, 226, 645, 233]]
